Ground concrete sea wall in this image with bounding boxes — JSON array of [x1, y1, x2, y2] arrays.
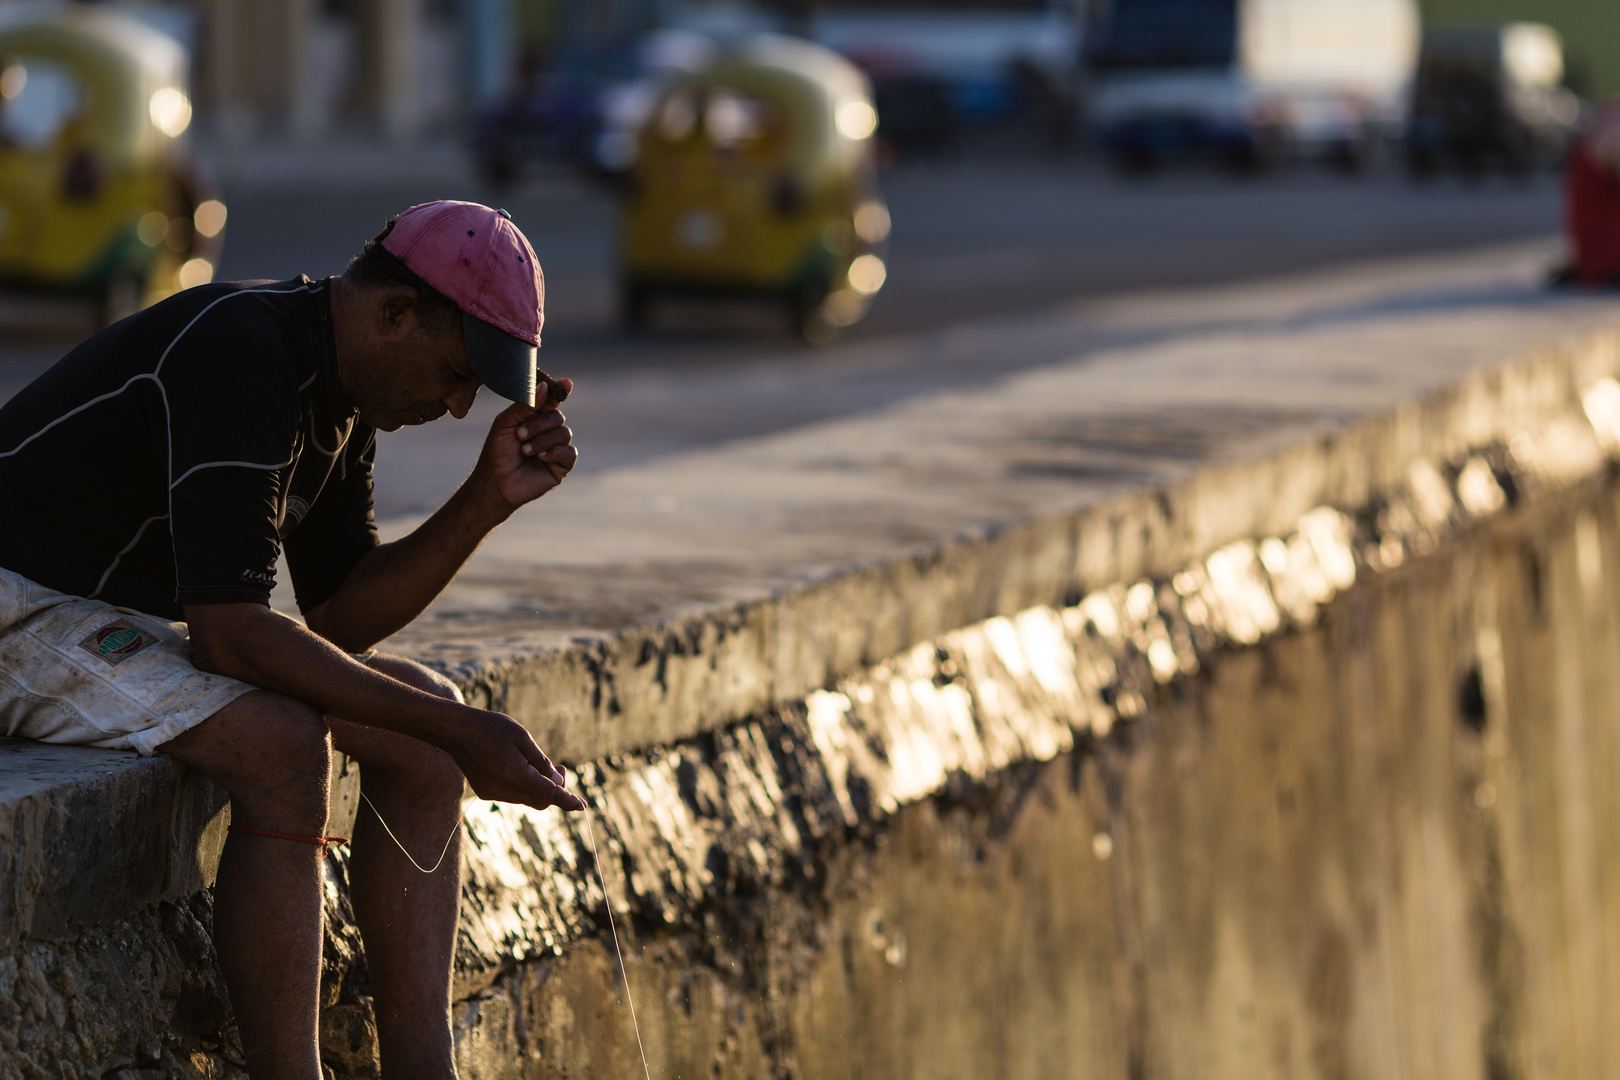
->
[[435, 374, 1620, 1079], [8, 318, 1620, 1077]]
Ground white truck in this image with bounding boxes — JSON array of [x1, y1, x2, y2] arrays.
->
[[1085, 0, 1420, 171]]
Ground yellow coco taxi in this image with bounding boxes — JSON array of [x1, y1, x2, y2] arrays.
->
[[620, 34, 889, 343], [0, 4, 224, 325]]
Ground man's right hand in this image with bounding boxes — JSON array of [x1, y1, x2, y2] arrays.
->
[[442, 708, 587, 813]]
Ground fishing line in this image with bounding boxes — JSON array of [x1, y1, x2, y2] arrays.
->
[[359, 790, 459, 875], [583, 804, 653, 1080], [360, 789, 651, 1077]]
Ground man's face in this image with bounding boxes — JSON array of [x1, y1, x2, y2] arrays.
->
[[348, 292, 482, 432]]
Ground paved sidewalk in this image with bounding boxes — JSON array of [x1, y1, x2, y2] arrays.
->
[[373, 243, 1620, 647], [192, 132, 580, 197]]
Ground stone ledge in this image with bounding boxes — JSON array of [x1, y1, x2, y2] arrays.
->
[[383, 283, 1620, 762], [0, 740, 226, 943]]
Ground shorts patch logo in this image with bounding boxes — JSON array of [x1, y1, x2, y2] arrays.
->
[[78, 622, 159, 666]]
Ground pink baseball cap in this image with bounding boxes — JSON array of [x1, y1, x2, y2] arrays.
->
[[376, 200, 545, 406]]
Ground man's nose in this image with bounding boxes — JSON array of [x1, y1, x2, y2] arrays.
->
[[444, 381, 480, 420]]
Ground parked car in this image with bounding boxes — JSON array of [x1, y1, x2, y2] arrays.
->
[[1405, 23, 1581, 178], [812, 7, 1080, 153], [0, 3, 223, 324], [1086, 0, 1419, 172], [619, 34, 889, 343], [472, 29, 716, 183]]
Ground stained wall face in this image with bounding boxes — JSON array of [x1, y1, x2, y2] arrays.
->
[[438, 474, 1620, 1080], [1110, 483, 1620, 1080]]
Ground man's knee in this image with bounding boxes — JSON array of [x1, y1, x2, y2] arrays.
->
[[367, 653, 464, 704], [341, 655, 466, 803], [223, 693, 331, 805], [165, 690, 332, 817]]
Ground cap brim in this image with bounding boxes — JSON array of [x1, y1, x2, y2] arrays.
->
[[463, 316, 537, 406]]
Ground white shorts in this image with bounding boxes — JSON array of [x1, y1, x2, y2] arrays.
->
[[0, 567, 258, 756]]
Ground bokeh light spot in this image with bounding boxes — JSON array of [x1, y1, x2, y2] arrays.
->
[[178, 258, 213, 288], [136, 210, 168, 247], [847, 254, 886, 296], [0, 65, 25, 101], [149, 87, 191, 137], [854, 202, 890, 243], [836, 100, 877, 141], [193, 199, 227, 238]]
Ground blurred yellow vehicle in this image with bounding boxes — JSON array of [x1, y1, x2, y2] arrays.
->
[[0, 4, 224, 325], [620, 34, 889, 343]]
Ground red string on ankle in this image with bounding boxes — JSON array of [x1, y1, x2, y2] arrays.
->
[[228, 825, 349, 852]]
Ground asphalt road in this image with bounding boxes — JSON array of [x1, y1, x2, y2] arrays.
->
[[212, 152, 1565, 349], [0, 147, 1567, 518]]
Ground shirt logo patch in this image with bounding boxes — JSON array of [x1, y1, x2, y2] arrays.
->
[[78, 622, 160, 666]]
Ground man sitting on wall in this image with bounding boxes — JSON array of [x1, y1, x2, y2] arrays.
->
[[0, 200, 585, 1079]]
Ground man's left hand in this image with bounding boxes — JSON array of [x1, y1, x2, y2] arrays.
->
[[474, 379, 578, 512]]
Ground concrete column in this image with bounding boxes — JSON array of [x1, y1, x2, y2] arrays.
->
[[355, 0, 425, 140], [197, 0, 314, 135], [197, 0, 246, 122], [256, 0, 317, 136]]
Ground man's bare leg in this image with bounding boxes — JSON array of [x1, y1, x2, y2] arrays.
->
[[330, 655, 468, 1080], [162, 690, 333, 1080]]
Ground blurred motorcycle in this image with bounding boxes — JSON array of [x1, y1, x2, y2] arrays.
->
[[0, 4, 223, 325], [618, 34, 890, 344]]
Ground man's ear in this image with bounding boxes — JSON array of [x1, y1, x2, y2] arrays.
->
[[376, 286, 420, 337]]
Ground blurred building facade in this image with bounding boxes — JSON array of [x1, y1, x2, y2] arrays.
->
[[1419, 0, 1619, 98], [182, 0, 667, 139], [135, 0, 1068, 141], [192, 0, 462, 139], [71, 0, 1612, 145]]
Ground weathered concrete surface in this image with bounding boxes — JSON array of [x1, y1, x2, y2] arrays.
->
[[0, 743, 228, 943], [0, 894, 238, 1078], [8, 255, 1620, 1076], [0, 849, 373, 1078]]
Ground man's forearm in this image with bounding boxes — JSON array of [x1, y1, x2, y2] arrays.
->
[[188, 603, 469, 745], [186, 601, 587, 814], [308, 481, 510, 651], [306, 396, 575, 652]]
